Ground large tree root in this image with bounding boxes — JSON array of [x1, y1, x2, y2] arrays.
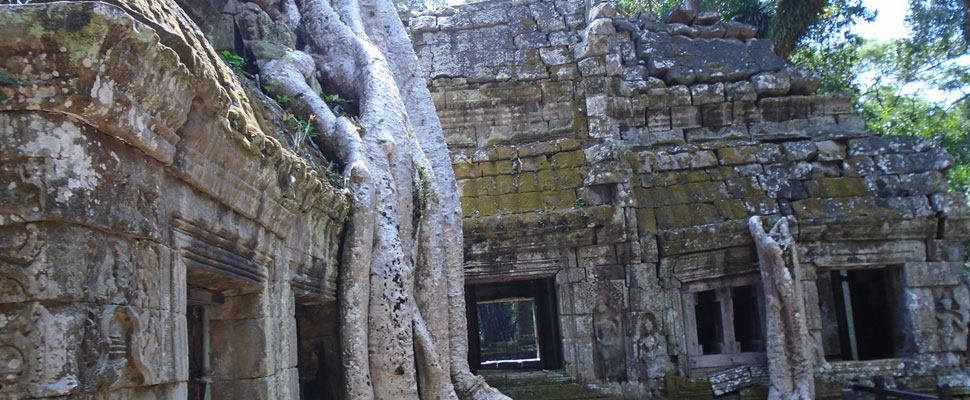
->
[[748, 216, 815, 400], [261, 0, 509, 398]]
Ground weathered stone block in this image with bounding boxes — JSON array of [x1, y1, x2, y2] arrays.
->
[[804, 177, 867, 198], [723, 21, 757, 40], [863, 175, 904, 197], [798, 240, 925, 266], [898, 171, 947, 195], [655, 203, 720, 229], [751, 71, 790, 96], [847, 135, 932, 157], [636, 207, 658, 236], [715, 199, 749, 220], [926, 240, 965, 262], [907, 148, 954, 172], [842, 156, 877, 177], [903, 287, 941, 352], [691, 82, 725, 105], [759, 96, 816, 121], [689, 151, 718, 168], [814, 140, 846, 161], [905, 262, 964, 287], [578, 56, 607, 76], [647, 108, 672, 131], [541, 189, 578, 208], [788, 66, 821, 95], [211, 318, 270, 380], [550, 150, 587, 167], [685, 126, 748, 142], [670, 106, 701, 129], [781, 141, 818, 161], [685, 181, 730, 202], [701, 102, 733, 127], [733, 100, 761, 123], [666, 85, 693, 106], [717, 146, 759, 165]]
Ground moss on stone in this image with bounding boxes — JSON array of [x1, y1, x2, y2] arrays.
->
[[636, 208, 658, 235], [805, 177, 867, 198], [490, 146, 517, 160], [476, 161, 497, 177], [557, 138, 582, 152], [541, 189, 577, 209], [556, 168, 584, 188], [453, 161, 475, 179], [495, 160, 517, 174], [537, 170, 558, 191], [460, 196, 478, 217], [517, 172, 538, 193], [494, 174, 516, 195], [550, 150, 586, 168], [715, 199, 749, 220], [717, 145, 760, 165]]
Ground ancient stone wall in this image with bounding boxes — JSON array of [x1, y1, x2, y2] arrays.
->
[[0, 3, 348, 398], [410, 0, 970, 396]]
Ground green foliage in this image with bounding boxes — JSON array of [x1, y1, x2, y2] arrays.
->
[[263, 78, 282, 93], [327, 168, 342, 188], [320, 92, 353, 114], [276, 94, 290, 106], [614, 0, 679, 18], [220, 50, 245, 73], [847, 0, 970, 194], [285, 113, 319, 145]]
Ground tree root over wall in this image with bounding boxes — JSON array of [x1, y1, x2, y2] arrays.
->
[[259, 0, 509, 398], [748, 216, 815, 400]]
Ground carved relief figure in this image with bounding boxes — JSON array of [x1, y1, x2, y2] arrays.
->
[[593, 293, 626, 381], [636, 312, 667, 379], [78, 306, 152, 390]]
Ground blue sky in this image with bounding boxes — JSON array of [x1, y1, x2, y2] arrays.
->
[[853, 0, 967, 105]]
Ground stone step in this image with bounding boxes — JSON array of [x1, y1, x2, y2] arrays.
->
[[479, 370, 619, 400]]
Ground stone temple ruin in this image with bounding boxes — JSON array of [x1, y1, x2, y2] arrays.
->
[[1, 0, 969, 398]]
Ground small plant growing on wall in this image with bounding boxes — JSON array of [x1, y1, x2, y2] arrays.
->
[[320, 92, 353, 114], [220, 50, 245, 74]]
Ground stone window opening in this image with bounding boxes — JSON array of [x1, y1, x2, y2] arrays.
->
[[818, 266, 906, 361], [465, 278, 562, 371], [682, 275, 767, 372], [186, 286, 223, 400]]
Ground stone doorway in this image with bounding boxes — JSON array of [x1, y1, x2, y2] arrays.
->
[[295, 302, 341, 400], [818, 266, 906, 361], [466, 278, 562, 371], [186, 286, 224, 400]]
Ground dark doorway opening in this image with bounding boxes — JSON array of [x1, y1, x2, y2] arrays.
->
[[466, 278, 562, 370], [694, 289, 724, 355], [186, 286, 223, 400], [732, 285, 765, 352], [296, 302, 341, 400], [820, 267, 904, 361]]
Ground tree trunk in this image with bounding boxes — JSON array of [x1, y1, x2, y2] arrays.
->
[[747, 216, 814, 400], [260, 0, 509, 398]]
